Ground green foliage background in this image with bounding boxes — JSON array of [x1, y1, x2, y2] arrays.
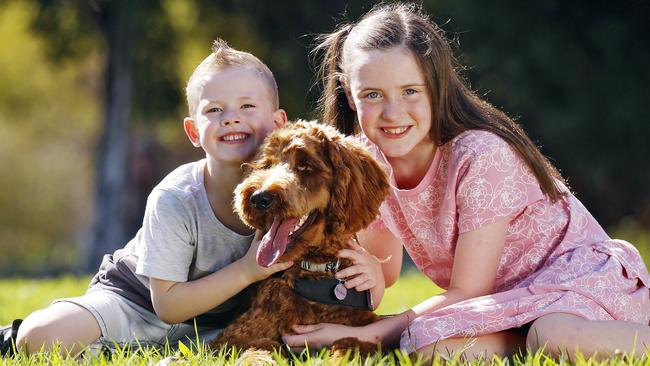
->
[[0, 0, 648, 276]]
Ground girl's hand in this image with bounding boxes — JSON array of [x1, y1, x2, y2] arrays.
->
[[240, 230, 293, 283], [336, 239, 385, 292], [282, 323, 367, 351]]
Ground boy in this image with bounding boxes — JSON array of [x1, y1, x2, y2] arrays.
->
[[1, 39, 291, 357]]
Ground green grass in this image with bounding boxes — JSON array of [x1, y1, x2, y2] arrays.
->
[[611, 220, 650, 269], [1, 269, 649, 365], [0, 276, 90, 324], [0, 271, 440, 328]]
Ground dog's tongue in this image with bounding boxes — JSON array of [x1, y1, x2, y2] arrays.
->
[[257, 217, 299, 267]]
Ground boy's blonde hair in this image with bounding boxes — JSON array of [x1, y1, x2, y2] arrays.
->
[[186, 39, 279, 118]]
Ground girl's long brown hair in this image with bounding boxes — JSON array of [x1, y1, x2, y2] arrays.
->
[[312, 3, 567, 201]]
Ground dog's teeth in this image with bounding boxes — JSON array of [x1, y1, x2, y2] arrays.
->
[[288, 213, 312, 239], [298, 214, 308, 226], [289, 214, 310, 236]]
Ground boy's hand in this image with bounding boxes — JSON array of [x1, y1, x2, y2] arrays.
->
[[240, 230, 293, 283], [335, 239, 384, 292]]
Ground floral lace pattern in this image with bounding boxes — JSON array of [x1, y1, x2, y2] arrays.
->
[[369, 130, 650, 352]]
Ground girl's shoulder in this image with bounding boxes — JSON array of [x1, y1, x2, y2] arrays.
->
[[444, 129, 519, 171], [449, 129, 510, 156]]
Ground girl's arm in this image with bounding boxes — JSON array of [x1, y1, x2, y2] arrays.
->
[[284, 217, 509, 348], [358, 227, 403, 288], [443, 216, 509, 304], [149, 231, 292, 324], [334, 227, 403, 309]]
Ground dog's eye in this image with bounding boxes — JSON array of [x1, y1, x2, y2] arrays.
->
[[295, 165, 313, 173]]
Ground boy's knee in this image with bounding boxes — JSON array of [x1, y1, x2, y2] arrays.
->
[[16, 311, 55, 353], [17, 302, 102, 355]]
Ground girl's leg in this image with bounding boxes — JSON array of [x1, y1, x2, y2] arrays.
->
[[528, 313, 650, 358], [16, 302, 101, 356], [416, 330, 526, 361]]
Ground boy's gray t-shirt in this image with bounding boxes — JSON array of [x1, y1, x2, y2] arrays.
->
[[89, 159, 254, 325]]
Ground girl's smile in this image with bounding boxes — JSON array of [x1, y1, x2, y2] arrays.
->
[[380, 125, 412, 138]]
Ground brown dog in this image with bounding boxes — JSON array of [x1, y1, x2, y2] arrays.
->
[[210, 120, 390, 354]]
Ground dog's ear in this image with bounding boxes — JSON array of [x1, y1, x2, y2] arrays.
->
[[326, 136, 389, 234]]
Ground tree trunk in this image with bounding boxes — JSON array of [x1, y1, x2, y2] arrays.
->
[[81, 3, 133, 272]]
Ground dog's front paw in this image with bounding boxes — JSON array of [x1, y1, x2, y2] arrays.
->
[[242, 338, 283, 353], [235, 347, 278, 366]]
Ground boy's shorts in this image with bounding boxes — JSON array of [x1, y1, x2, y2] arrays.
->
[[54, 288, 223, 351]]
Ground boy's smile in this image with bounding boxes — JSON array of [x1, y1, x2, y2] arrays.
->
[[220, 132, 250, 143]]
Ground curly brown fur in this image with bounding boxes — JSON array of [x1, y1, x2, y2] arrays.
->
[[210, 120, 389, 355]]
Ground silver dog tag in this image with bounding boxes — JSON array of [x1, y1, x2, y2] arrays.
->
[[333, 281, 347, 300]]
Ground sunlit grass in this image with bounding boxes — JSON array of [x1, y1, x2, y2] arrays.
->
[[0, 271, 439, 326], [611, 219, 650, 269], [2, 225, 650, 364], [376, 269, 443, 316], [2, 271, 650, 365], [0, 275, 91, 324]]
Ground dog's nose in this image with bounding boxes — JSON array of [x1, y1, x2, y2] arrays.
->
[[251, 191, 274, 210]]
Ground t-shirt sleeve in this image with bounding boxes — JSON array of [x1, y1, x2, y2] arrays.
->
[[135, 189, 195, 282], [455, 135, 545, 234]]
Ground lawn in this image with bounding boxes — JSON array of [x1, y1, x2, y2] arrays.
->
[[4, 271, 442, 327], [2, 270, 440, 328], [1, 267, 649, 365]]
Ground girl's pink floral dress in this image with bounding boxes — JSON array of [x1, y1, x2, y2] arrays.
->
[[369, 130, 650, 351]]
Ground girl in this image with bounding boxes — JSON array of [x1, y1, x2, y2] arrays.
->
[[282, 3, 650, 360]]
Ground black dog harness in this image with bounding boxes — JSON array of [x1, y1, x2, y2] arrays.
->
[[293, 260, 373, 310]]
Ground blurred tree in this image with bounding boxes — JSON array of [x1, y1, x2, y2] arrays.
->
[[0, 1, 100, 275], [29, 0, 183, 271]]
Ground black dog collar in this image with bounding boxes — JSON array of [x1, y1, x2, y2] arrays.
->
[[293, 277, 372, 310]]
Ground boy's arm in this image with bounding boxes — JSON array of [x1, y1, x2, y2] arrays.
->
[[150, 231, 292, 324], [150, 260, 250, 324]]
